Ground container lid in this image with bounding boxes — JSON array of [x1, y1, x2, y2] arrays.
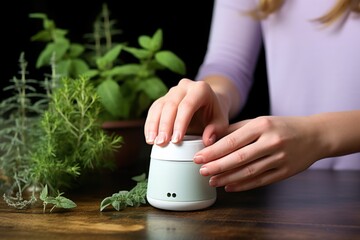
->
[[150, 135, 204, 161]]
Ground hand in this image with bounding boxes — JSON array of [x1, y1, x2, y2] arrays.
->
[[144, 78, 229, 146], [194, 116, 324, 192]]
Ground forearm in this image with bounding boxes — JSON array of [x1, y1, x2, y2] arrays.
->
[[202, 75, 242, 120], [309, 110, 360, 158]]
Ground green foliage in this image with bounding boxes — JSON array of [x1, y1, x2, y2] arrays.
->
[[100, 173, 147, 211], [29, 13, 89, 77], [0, 52, 50, 209], [0, 54, 123, 212], [40, 185, 77, 213], [94, 29, 186, 120], [29, 75, 123, 193], [30, 3, 186, 121]]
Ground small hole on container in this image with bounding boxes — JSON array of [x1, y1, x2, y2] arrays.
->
[[167, 193, 171, 197], [172, 193, 177, 198]]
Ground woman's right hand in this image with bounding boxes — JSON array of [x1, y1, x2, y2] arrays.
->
[[144, 78, 230, 147]]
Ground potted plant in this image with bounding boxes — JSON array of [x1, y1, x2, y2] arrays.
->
[[0, 52, 149, 212], [0, 53, 123, 212], [29, 3, 186, 168]]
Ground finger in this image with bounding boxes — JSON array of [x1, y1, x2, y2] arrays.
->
[[224, 167, 288, 192], [208, 152, 283, 188], [227, 120, 251, 134], [198, 137, 272, 176], [172, 80, 215, 143], [144, 98, 164, 144], [202, 118, 228, 147], [195, 122, 262, 165], [155, 85, 187, 145]]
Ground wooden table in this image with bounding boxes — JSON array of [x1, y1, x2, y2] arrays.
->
[[1, 169, 360, 240]]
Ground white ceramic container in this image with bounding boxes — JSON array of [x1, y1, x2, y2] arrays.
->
[[147, 135, 217, 211]]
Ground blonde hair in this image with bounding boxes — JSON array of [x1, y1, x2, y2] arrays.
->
[[248, 0, 360, 25]]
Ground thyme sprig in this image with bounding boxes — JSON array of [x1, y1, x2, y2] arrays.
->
[[100, 173, 147, 211]]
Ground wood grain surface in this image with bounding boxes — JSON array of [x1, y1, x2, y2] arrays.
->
[[1, 170, 360, 240]]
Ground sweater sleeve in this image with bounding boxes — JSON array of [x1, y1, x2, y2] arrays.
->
[[195, 0, 263, 110]]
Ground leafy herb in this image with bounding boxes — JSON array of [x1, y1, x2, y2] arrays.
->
[[100, 173, 147, 211], [29, 13, 89, 78], [0, 52, 51, 209], [29, 75, 123, 193], [30, 4, 186, 121], [40, 185, 76, 213], [1, 54, 122, 212]]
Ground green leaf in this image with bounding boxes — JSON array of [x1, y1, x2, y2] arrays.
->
[[96, 44, 122, 70], [99, 174, 148, 212], [45, 197, 58, 205], [69, 59, 90, 77], [56, 59, 71, 77], [139, 77, 168, 99], [100, 197, 113, 211], [96, 79, 124, 117], [36, 39, 70, 68], [155, 51, 186, 75], [56, 196, 77, 209], [112, 200, 122, 211], [123, 46, 151, 60], [138, 35, 152, 50], [102, 64, 141, 78], [29, 13, 54, 30], [150, 28, 163, 52], [83, 69, 99, 79], [68, 43, 85, 58], [40, 185, 48, 201], [126, 199, 134, 206], [30, 30, 52, 42], [132, 173, 147, 182], [29, 13, 48, 20], [53, 29, 68, 40]]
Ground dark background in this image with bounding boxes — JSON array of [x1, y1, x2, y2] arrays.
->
[[1, 0, 269, 120]]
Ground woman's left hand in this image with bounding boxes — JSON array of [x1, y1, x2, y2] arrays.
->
[[194, 115, 325, 192]]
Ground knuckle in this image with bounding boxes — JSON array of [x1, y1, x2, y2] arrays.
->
[[195, 81, 211, 93], [269, 134, 285, 149], [255, 116, 274, 131], [225, 136, 238, 150], [245, 165, 256, 178], [178, 78, 191, 85], [234, 150, 247, 165], [167, 85, 180, 95]]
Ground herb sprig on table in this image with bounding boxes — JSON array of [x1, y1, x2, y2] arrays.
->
[[100, 173, 147, 211]]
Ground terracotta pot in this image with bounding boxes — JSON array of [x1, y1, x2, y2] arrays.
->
[[102, 119, 151, 171]]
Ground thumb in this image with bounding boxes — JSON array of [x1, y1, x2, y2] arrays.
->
[[202, 121, 228, 147]]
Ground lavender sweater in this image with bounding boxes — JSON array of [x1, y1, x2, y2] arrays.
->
[[196, 0, 360, 170]]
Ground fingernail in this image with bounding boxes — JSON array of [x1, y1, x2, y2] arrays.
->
[[146, 132, 156, 143], [171, 131, 180, 143], [199, 166, 210, 176], [155, 132, 166, 145], [193, 155, 204, 163], [208, 134, 216, 145], [209, 178, 218, 187], [225, 185, 233, 192]]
